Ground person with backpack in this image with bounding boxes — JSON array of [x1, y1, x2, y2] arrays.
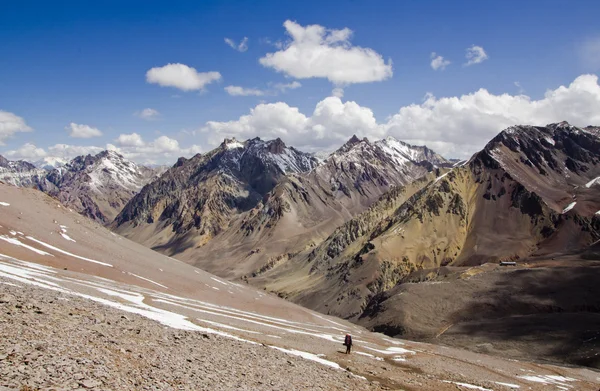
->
[[344, 334, 353, 354]]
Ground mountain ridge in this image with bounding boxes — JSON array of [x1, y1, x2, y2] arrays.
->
[[112, 135, 449, 279]]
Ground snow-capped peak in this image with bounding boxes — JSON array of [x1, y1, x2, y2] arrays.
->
[[34, 156, 68, 170], [376, 137, 419, 165], [222, 138, 245, 150]]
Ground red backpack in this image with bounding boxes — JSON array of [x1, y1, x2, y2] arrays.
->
[[344, 334, 352, 346]]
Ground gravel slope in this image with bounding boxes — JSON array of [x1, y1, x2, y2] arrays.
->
[[0, 280, 377, 391]]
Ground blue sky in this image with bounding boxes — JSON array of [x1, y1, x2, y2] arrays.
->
[[1, 0, 599, 164]]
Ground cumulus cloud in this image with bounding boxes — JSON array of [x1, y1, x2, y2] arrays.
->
[[0, 110, 32, 145], [224, 37, 249, 52], [47, 144, 104, 159], [579, 36, 600, 70], [430, 52, 451, 71], [384, 74, 600, 157], [224, 86, 266, 96], [3, 134, 202, 166], [108, 134, 201, 164], [135, 108, 160, 120], [66, 123, 103, 138], [202, 74, 600, 158], [146, 63, 222, 91], [464, 45, 488, 66], [115, 133, 145, 147], [4, 143, 47, 160], [203, 94, 380, 151], [259, 20, 392, 85]]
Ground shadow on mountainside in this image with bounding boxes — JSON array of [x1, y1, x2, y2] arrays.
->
[[440, 264, 600, 368]]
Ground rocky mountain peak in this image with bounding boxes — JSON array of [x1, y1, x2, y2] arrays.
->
[[267, 138, 287, 154], [0, 155, 37, 172], [376, 136, 449, 167], [335, 135, 369, 155]]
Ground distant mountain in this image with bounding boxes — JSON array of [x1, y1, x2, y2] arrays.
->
[[0, 155, 49, 188], [0, 151, 159, 224], [113, 135, 449, 280]]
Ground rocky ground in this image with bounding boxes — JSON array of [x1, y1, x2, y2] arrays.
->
[[0, 279, 379, 391]]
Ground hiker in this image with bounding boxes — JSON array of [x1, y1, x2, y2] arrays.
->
[[344, 334, 353, 354]]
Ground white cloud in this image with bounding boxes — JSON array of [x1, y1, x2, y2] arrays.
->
[[3, 134, 202, 166], [331, 87, 344, 98], [259, 20, 392, 85], [135, 108, 160, 120], [146, 63, 222, 91], [430, 52, 451, 71], [47, 144, 104, 159], [115, 133, 145, 147], [464, 45, 488, 66], [203, 94, 380, 151], [108, 135, 202, 164], [225, 81, 302, 97], [66, 123, 103, 138], [202, 74, 600, 158], [224, 86, 265, 96], [384, 74, 600, 157], [272, 81, 302, 92], [0, 110, 32, 145], [579, 36, 600, 70], [4, 143, 47, 160], [224, 37, 249, 52]]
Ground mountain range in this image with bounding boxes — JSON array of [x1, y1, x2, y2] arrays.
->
[[1, 122, 599, 369]]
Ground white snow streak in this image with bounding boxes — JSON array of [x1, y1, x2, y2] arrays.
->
[[494, 382, 520, 388], [585, 176, 600, 188], [363, 346, 415, 355], [60, 232, 76, 242], [127, 272, 168, 289], [518, 375, 577, 388], [442, 381, 492, 391], [354, 351, 384, 361], [269, 346, 341, 369], [0, 202, 9, 206], [562, 202, 576, 214], [25, 236, 112, 267], [0, 235, 54, 256], [210, 277, 229, 286]]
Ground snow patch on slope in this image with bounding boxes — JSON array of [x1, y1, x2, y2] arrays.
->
[[585, 176, 600, 188], [25, 236, 112, 267], [562, 202, 576, 214], [0, 235, 54, 256]]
